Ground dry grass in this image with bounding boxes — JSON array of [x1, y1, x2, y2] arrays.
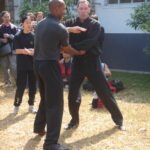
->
[[0, 72, 150, 150]]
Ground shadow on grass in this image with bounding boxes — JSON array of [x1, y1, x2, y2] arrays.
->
[[60, 127, 118, 149], [22, 127, 119, 150], [0, 112, 28, 130], [23, 135, 42, 150]]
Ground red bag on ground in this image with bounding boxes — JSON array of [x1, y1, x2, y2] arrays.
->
[[107, 80, 117, 93], [97, 81, 117, 108]]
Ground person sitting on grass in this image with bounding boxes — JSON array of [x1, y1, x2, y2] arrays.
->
[[59, 52, 72, 88], [92, 62, 112, 108]]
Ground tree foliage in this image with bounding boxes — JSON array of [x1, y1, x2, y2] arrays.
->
[[128, 2, 150, 55], [19, 0, 48, 18], [19, 0, 77, 20], [128, 2, 150, 32]]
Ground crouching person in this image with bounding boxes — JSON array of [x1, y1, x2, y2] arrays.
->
[[59, 53, 72, 88]]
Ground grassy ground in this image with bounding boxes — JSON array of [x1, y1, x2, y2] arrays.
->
[[0, 71, 150, 150]]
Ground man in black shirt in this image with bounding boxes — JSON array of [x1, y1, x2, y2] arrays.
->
[[65, 0, 125, 131], [34, 0, 85, 150]]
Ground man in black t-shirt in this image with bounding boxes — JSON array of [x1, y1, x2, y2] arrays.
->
[[34, 1, 85, 150]]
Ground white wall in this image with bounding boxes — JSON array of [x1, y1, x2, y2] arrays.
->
[[94, 0, 145, 33]]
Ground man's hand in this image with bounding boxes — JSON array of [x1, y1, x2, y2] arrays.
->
[[29, 48, 34, 56], [78, 50, 86, 55], [24, 48, 32, 55], [0, 38, 8, 43], [67, 26, 87, 34], [61, 45, 86, 56], [3, 33, 10, 38]]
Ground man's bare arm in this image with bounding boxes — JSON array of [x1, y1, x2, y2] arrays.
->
[[61, 45, 86, 56], [67, 26, 87, 34]]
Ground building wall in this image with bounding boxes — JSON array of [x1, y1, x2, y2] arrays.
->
[[94, 0, 145, 33], [0, 0, 23, 23], [13, 0, 22, 23], [94, 0, 150, 72], [0, 0, 5, 12], [5, 0, 14, 20], [102, 33, 150, 72]]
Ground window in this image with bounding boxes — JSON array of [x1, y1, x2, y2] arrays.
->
[[108, 0, 118, 4], [133, 0, 145, 2], [120, 0, 132, 3], [108, 0, 147, 4]]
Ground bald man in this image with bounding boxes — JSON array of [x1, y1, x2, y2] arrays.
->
[[33, 0, 85, 150]]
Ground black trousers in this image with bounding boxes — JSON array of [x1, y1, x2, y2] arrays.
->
[[68, 56, 123, 126], [14, 70, 36, 107], [34, 60, 63, 146]]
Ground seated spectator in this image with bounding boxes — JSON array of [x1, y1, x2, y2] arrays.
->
[[101, 63, 111, 79], [83, 63, 111, 91], [91, 63, 113, 108], [91, 62, 124, 109], [59, 53, 72, 88]]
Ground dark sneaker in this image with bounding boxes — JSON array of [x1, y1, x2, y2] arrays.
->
[[65, 120, 79, 130], [34, 131, 46, 136], [43, 144, 69, 150]]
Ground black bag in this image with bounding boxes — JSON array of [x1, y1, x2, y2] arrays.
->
[[0, 43, 12, 57], [111, 79, 124, 92], [83, 80, 95, 91], [92, 98, 98, 108]]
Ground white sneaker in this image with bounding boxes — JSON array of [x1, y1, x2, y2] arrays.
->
[[13, 106, 19, 114], [28, 105, 37, 114], [118, 125, 126, 131]]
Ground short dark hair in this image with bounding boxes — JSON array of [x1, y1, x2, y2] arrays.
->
[[48, 0, 65, 12], [21, 15, 30, 23]]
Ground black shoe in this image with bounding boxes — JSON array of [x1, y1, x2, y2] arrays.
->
[[65, 121, 79, 130], [34, 131, 46, 136], [43, 144, 69, 150]]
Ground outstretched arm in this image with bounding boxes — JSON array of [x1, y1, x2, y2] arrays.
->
[[67, 26, 87, 34], [61, 45, 86, 56]]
